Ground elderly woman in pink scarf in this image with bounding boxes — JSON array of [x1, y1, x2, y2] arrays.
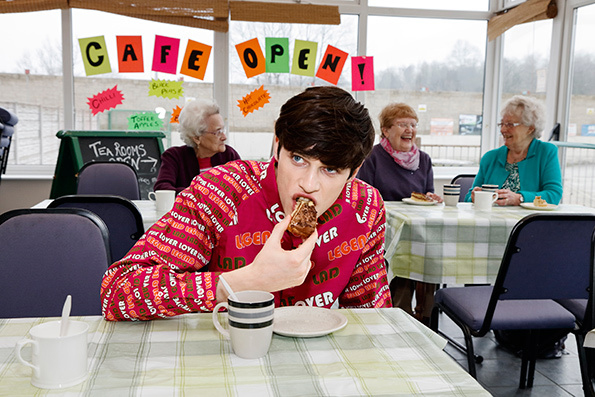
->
[[357, 102, 441, 325]]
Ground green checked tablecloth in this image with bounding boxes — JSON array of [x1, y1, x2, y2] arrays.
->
[[0, 309, 490, 396], [384, 201, 595, 285]]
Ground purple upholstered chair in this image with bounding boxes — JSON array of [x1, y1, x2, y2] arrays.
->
[[0, 208, 111, 318], [77, 161, 141, 200], [450, 174, 476, 202], [49, 195, 144, 262], [431, 213, 595, 390]]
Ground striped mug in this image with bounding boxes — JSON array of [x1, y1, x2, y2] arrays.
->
[[212, 290, 275, 359]]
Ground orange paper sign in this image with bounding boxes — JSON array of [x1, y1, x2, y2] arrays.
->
[[235, 38, 266, 79], [316, 45, 348, 85], [116, 36, 144, 73], [170, 105, 182, 124], [237, 86, 270, 117], [180, 40, 212, 80], [87, 85, 124, 116]]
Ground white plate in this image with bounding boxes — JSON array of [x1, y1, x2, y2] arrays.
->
[[402, 197, 437, 206], [521, 202, 558, 211], [273, 306, 348, 338]]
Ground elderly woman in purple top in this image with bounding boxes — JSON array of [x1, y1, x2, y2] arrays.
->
[[357, 102, 441, 325], [154, 99, 241, 194]]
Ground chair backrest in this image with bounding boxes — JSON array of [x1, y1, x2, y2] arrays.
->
[[48, 195, 145, 262], [481, 214, 595, 331], [77, 161, 141, 200], [0, 208, 111, 318], [450, 174, 476, 202]]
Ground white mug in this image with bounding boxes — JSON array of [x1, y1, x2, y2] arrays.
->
[[212, 290, 275, 359], [15, 320, 89, 389], [443, 193, 460, 207], [148, 190, 176, 212], [442, 184, 460, 207], [474, 191, 498, 211]]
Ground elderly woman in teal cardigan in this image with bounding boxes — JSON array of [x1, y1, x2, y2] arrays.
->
[[466, 95, 563, 205]]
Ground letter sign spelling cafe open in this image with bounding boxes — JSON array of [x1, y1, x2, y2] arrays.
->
[[78, 34, 374, 91]]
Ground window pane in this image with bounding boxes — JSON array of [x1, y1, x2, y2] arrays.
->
[[501, 20, 552, 97], [71, 9, 214, 147], [0, 10, 63, 167], [229, 15, 358, 160], [500, 19, 552, 145], [367, 16, 487, 167], [565, 3, 595, 206], [369, 0, 488, 11]]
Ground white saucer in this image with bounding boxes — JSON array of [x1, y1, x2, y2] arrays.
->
[[273, 306, 348, 338], [402, 197, 437, 206], [520, 202, 558, 211]]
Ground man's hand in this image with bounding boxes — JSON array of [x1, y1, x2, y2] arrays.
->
[[216, 215, 318, 302]]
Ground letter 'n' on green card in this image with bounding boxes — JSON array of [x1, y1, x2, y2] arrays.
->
[[266, 38, 289, 73]]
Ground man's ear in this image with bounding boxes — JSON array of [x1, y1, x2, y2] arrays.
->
[[272, 137, 280, 161], [348, 164, 363, 182]]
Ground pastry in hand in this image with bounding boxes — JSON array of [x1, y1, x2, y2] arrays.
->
[[287, 197, 317, 239], [410, 192, 434, 203], [533, 196, 548, 207]]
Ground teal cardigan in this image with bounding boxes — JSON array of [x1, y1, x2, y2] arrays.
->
[[465, 139, 563, 204]]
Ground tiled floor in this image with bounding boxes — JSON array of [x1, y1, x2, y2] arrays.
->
[[437, 312, 587, 396]]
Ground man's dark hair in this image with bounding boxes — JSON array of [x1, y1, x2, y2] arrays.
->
[[275, 86, 375, 175]]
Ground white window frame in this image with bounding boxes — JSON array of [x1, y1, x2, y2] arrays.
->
[[7, 0, 595, 177]]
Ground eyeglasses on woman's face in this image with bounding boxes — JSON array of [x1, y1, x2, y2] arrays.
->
[[393, 122, 418, 130], [203, 127, 226, 137], [497, 122, 522, 129]]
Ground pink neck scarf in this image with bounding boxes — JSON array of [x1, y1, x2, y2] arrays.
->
[[380, 137, 420, 171]]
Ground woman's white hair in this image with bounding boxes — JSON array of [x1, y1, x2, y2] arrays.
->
[[178, 99, 220, 148], [501, 95, 545, 138]]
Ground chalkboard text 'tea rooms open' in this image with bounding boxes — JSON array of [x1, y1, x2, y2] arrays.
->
[[87, 140, 153, 170]]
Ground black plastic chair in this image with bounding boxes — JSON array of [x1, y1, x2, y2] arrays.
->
[[77, 161, 141, 200], [431, 214, 595, 389], [49, 195, 145, 262], [556, 230, 595, 397], [450, 174, 476, 202], [0, 208, 111, 318]]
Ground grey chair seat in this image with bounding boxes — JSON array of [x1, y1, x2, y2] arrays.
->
[[436, 286, 577, 331]]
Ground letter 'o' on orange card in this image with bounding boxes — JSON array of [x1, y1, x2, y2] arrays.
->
[[180, 40, 212, 80], [235, 38, 266, 79], [117, 36, 144, 73]]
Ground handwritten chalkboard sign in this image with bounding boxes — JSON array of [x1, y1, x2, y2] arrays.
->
[[50, 130, 165, 200]]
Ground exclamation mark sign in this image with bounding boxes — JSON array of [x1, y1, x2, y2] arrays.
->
[[357, 63, 365, 85], [351, 56, 373, 91]]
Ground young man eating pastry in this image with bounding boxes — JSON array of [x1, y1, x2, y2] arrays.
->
[[101, 86, 392, 321]]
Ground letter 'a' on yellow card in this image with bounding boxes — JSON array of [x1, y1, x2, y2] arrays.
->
[[235, 38, 266, 79], [79, 36, 112, 76]]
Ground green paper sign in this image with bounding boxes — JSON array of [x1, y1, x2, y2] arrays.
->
[[127, 112, 164, 130], [266, 37, 289, 73]]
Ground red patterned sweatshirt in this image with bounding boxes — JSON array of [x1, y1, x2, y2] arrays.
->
[[101, 159, 391, 321]]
